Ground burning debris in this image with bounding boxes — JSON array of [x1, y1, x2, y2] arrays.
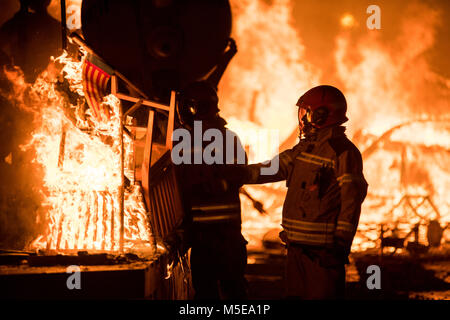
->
[[0, 0, 449, 301], [2, 51, 154, 253], [218, 0, 450, 255]]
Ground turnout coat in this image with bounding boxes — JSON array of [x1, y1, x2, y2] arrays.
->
[[245, 126, 368, 253]]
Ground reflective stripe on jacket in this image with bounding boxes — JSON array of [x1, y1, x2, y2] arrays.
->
[[176, 120, 247, 227], [246, 126, 368, 251], [191, 203, 241, 223]]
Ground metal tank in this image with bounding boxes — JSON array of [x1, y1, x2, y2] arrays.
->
[[81, 0, 232, 102]]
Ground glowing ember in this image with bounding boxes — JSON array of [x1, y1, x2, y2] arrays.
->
[[340, 13, 356, 28]]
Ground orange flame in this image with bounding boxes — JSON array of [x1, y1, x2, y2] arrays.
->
[[5, 52, 154, 252], [221, 0, 449, 251], [5, 0, 449, 253]]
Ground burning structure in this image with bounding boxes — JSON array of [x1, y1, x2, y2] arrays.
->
[[0, 0, 233, 299], [0, 0, 449, 300]]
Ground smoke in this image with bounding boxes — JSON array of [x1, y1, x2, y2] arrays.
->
[[0, 66, 47, 249]]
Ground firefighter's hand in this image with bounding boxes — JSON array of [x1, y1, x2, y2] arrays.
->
[[279, 230, 289, 247], [163, 229, 187, 266], [334, 237, 350, 257], [323, 239, 350, 266]]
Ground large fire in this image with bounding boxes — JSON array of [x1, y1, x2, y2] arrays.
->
[[2, 0, 449, 254], [4, 52, 153, 252], [219, 0, 450, 251]]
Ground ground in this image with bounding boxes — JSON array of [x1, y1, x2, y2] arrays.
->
[[245, 245, 450, 300]]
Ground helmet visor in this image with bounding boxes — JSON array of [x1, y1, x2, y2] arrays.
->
[[298, 107, 310, 130]]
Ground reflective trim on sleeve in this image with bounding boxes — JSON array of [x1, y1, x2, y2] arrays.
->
[[285, 229, 334, 245], [282, 217, 336, 233], [191, 204, 240, 212], [191, 203, 241, 223], [336, 173, 363, 186], [296, 152, 335, 168], [336, 220, 355, 233], [192, 214, 239, 222]]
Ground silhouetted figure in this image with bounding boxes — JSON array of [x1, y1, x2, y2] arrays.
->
[[0, 0, 61, 83], [175, 80, 248, 300], [221, 85, 368, 299]]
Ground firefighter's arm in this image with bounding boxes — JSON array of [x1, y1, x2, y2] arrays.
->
[[334, 148, 368, 254], [219, 147, 297, 185]]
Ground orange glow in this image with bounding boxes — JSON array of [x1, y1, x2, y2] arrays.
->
[[221, 0, 449, 251], [4, 0, 448, 254], [220, 0, 321, 248], [340, 13, 356, 28], [5, 52, 153, 252]]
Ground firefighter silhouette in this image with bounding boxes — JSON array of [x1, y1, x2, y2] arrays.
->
[[221, 85, 368, 299], [171, 39, 250, 300], [175, 80, 248, 300]]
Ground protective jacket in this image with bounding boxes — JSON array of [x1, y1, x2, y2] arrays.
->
[[177, 117, 246, 227], [175, 116, 248, 299], [246, 126, 367, 253]]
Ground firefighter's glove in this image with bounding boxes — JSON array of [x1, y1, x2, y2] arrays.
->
[[279, 230, 289, 247], [162, 231, 184, 266], [334, 237, 351, 258], [322, 240, 350, 267]]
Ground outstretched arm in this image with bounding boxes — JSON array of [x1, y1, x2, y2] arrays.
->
[[218, 147, 298, 186]]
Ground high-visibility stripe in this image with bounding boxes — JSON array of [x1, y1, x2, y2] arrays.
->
[[191, 204, 240, 212], [337, 173, 361, 186], [336, 220, 354, 233], [285, 229, 334, 245], [337, 173, 357, 181], [296, 152, 335, 168], [302, 152, 335, 164], [282, 218, 335, 233], [192, 203, 240, 223], [192, 214, 239, 222], [296, 156, 323, 167]]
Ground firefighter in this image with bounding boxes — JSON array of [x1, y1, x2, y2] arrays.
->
[[174, 80, 248, 300], [223, 85, 368, 299]]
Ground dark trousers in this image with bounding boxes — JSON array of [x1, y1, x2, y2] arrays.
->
[[285, 245, 346, 299], [190, 226, 248, 300]]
